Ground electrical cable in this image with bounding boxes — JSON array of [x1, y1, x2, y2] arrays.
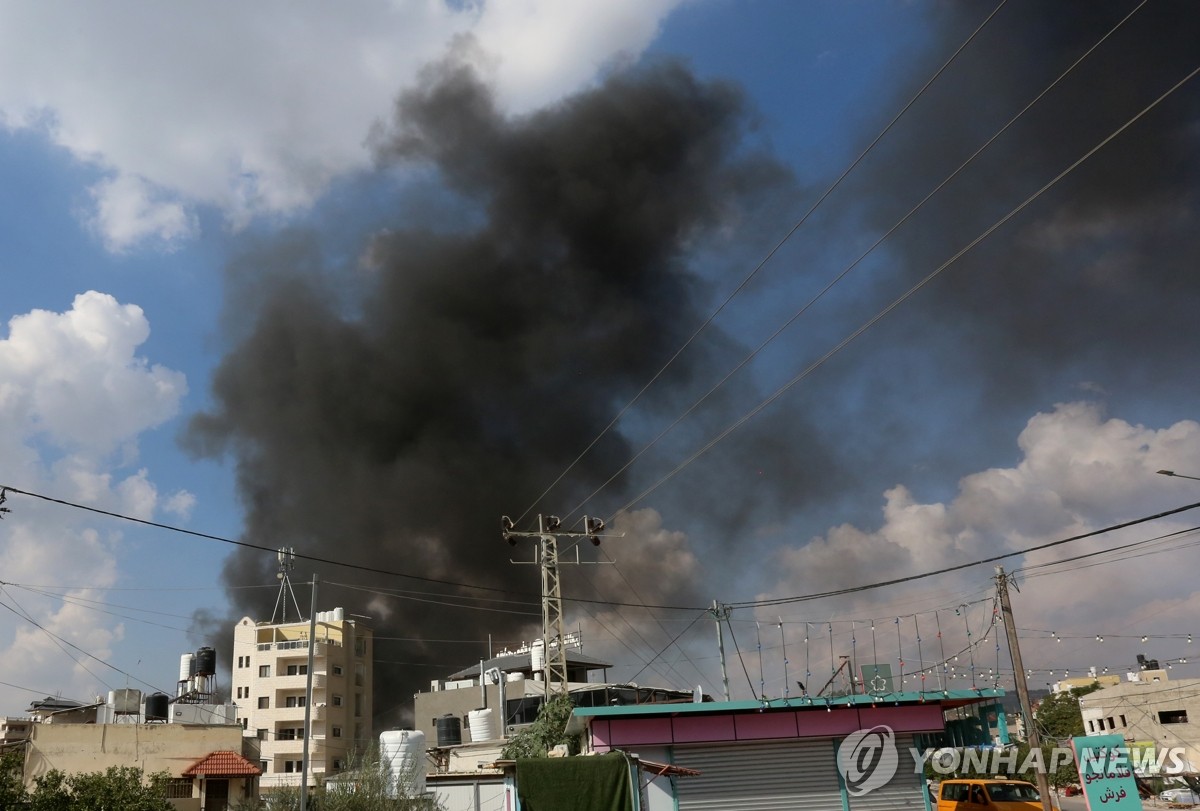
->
[[560, 2, 1146, 524], [728, 499, 1200, 609], [515, 0, 1012, 526], [607, 63, 1200, 520]]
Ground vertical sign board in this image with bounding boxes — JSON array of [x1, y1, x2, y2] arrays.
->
[[1071, 735, 1140, 810]]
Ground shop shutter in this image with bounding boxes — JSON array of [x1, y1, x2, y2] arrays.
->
[[673, 739, 843, 811], [847, 734, 929, 810]]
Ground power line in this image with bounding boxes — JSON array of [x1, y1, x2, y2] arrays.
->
[[515, 0, 1012, 526], [561, 2, 1146, 524], [609, 62, 1200, 519], [727, 499, 1200, 609]]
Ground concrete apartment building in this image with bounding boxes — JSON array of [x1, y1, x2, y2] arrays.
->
[[1080, 676, 1200, 773], [231, 608, 373, 790]]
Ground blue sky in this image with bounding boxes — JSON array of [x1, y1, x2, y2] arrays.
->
[[2, 1, 1199, 720]]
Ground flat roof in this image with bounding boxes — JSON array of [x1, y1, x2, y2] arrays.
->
[[571, 688, 1005, 724]]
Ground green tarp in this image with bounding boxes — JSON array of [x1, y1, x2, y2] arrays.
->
[[516, 753, 634, 811]]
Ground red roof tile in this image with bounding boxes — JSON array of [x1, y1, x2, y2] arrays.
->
[[183, 750, 262, 777]]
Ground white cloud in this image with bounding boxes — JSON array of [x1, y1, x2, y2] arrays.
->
[[0, 294, 188, 708], [0, 291, 187, 452], [748, 403, 1200, 692], [0, 0, 682, 252]]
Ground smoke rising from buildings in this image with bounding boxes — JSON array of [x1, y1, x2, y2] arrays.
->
[[185, 55, 827, 721], [188, 3, 1200, 718]]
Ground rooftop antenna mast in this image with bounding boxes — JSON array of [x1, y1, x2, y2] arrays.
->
[[271, 547, 305, 624]]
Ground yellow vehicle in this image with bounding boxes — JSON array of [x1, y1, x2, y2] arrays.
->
[[935, 778, 1060, 810]]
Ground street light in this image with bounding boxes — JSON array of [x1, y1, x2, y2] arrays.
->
[[1158, 470, 1200, 482]]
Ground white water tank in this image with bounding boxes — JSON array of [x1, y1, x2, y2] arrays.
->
[[468, 708, 498, 742], [531, 639, 545, 680], [380, 729, 426, 798], [179, 653, 193, 683]]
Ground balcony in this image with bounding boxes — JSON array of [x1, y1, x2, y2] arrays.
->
[[272, 673, 327, 692]]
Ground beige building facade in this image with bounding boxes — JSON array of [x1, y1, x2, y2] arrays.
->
[[231, 609, 373, 790], [23, 721, 254, 810], [1080, 678, 1200, 773]]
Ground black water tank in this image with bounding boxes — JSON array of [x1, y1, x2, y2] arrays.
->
[[193, 646, 217, 677], [145, 692, 170, 721], [435, 714, 462, 747]]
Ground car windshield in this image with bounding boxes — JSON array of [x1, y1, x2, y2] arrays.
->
[[986, 783, 1040, 802]]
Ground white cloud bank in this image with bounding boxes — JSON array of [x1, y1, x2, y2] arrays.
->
[[0, 0, 682, 252], [0, 292, 190, 705], [744, 403, 1200, 696]]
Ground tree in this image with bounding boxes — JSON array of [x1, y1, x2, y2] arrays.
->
[[501, 694, 579, 760], [1035, 682, 1104, 741], [27, 765, 172, 811], [0, 748, 26, 809]]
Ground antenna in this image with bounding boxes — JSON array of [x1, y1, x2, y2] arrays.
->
[[270, 547, 304, 624]]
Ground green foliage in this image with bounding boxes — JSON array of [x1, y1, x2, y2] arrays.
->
[[501, 694, 579, 760], [1036, 682, 1104, 741], [0, 748, 26, 809], [25, 765, 171, 810]]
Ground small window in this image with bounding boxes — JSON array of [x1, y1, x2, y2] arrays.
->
[[241, 718, 248, 730], [1160, 709, 1189, 724], [260, 760, 268, 774], [332, 759, 344, 770], [259, 665, 271, 678], [278, 728, 295, 741], [332, 665, 343, 676], [331, 726, 342, 738], [332, 694, 343, 707], [355, 638, 367, 657], [258, 697, 269, 709], [1107, 717, 1115, 729], [1120, 714, 1127, 726], [1087, 720, 1094, 732], [165, 779, 193, 799]]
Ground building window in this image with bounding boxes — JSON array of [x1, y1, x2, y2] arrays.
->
[[278, 728, 295, 741], [259, 665, 271, 678], [1160, 709, 1189, 724], [260, 760, 268, 774], [241, 718, 248, 730], [165, 779, 193, 799], [1107, 717, 1115, 730], [285, 695, 307, 708], [283, 760, 304, 773], [355, 638, 367, 657], [331, 726, 342, 738], [286, 664, 308, 676], [354, 693, 363, 718], [332, 759, 344, 770], [332, 695, 343, 707], [258, 697, 269, 709], [1120, 714, 1127, 726], [332, 665, 343, 676], [257, 729, 267, 741]]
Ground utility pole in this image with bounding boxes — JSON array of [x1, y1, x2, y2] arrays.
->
[[300, 573, 317, 811], [711, 600, 730, 701], [502, 514, 607, 697], [995, 566, 1052, 811]]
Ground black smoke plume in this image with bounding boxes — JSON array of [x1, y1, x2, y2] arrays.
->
[[186, 54, 825, 724]]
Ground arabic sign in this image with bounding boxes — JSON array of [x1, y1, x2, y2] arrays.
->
[[1071, 735, 1140, 810]]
